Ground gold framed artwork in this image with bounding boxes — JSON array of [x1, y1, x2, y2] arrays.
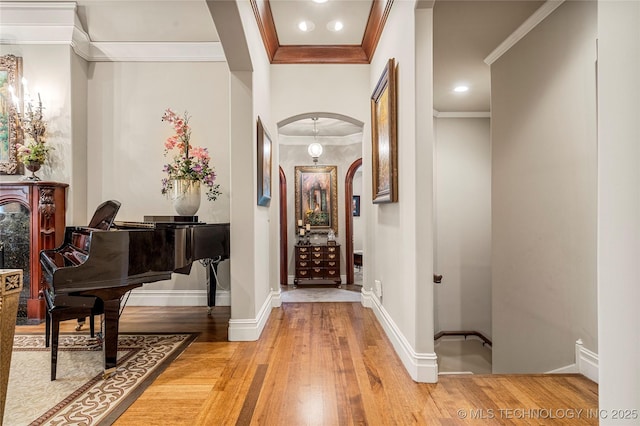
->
[[295, 165, 338, 235], [257, 116, 272, 206], [0, 54, 22, 175], [371, 58, 398, 203]]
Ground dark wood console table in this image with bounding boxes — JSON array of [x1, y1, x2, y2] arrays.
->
[[0, 181, 68, 323], [294, 243, 341, 287]]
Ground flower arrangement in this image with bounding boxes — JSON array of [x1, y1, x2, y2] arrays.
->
[[161, 108, 221, 201], [15, 94, 51, 165]]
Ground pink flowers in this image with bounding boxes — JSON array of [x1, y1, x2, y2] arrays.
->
[[161, 109, 220, 201]]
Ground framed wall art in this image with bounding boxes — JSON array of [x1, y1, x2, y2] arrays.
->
[[0, 54, 22, 175], [295, 165, 338, 235], [371, 58, 398, 203], [256, 116, 272, 206], [352, 195, 360, 217]]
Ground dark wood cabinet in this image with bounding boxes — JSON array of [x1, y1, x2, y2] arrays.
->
[[0, 181, 68, 323], [294, 243, 341, 287]]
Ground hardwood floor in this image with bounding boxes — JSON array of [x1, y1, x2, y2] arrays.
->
[[16, 302, 598, 425]]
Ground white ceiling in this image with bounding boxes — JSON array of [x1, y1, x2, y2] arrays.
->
[[269, 0, 372, 45], [74, 0, 219, 42], [279, 116, 363, 139], [8, 0, 548, 132]]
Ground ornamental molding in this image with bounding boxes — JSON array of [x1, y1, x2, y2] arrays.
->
[[433, 110, 491, 118], [484, 0, 565, 66], [0, 1, 225, 62]]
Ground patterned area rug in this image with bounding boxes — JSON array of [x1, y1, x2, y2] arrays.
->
[[281, 287, 361, 302], [4, 333, 196, 426]]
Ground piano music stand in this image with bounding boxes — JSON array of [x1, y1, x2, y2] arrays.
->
[[88, 200, 122, 230]]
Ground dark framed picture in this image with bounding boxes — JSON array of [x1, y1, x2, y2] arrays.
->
[[371, 58, 398, 203], [352, 195, 360, 217], [256, 116, 272, 206], [295, 165, 338, 235], [0, 54, 22, 175]]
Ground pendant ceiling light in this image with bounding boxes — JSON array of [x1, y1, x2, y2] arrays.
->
[[307, 117, 323, 165]]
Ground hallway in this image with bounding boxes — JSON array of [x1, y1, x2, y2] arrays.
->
[[85, 304, 597, 424]]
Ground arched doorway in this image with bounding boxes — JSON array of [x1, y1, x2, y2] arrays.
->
[[345, 158, 362, 285], [279, 166, 288, 286], [277, 113, 363, 287]]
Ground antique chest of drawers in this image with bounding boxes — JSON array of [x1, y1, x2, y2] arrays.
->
[[294, 243, 341, 287]]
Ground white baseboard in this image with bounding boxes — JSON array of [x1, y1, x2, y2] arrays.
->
[[126, 289, 230, 306], [546, 339, 599, 383], [227, 290, 278, 341], [361, 288, 438, 383], [575, 339, 599, 383], [271, 288, 282, 308]]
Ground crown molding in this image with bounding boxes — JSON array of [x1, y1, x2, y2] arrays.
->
[[433, 110, 491, 118], [484, 0, 565, 66], [0, 1, 225, 62], [87, 42, 225, 62], [0, 1, 78, 44]]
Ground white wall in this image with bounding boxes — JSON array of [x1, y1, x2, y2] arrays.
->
[[86, 61, 231, 295], [0, 45, 78, 219], [597, 1, 640, 421], [491, 1, 597, 373], [86, 61, 230, 224], [366, 1, 437, 381], [213, 0, 275, 336], [70, 51, 89, 225], [434, 117, 491, 339], [271, 65, 369, 126]]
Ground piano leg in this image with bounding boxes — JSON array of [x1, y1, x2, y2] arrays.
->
[[45, 307, 50, 348], [206, 260, 221, 315], [51, 315, 59, 381], [102, 298, 120, 379]]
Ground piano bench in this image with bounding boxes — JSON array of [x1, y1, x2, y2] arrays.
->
[[45, 300, 103, 381]]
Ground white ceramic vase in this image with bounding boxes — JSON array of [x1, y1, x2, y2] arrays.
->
[[171, 179, 201, 216]]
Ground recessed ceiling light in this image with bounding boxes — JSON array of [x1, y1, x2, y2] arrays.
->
[[298, 20, 315, 32], [327, 20, 343, 32], [312, 0, 328, 3], [454, 85, 469, 93]]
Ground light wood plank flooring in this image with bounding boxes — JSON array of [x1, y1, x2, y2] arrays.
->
[[17, 302, 598, 425]]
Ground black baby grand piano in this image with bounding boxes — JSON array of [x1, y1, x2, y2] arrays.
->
[[40, 211, 230, 379]]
